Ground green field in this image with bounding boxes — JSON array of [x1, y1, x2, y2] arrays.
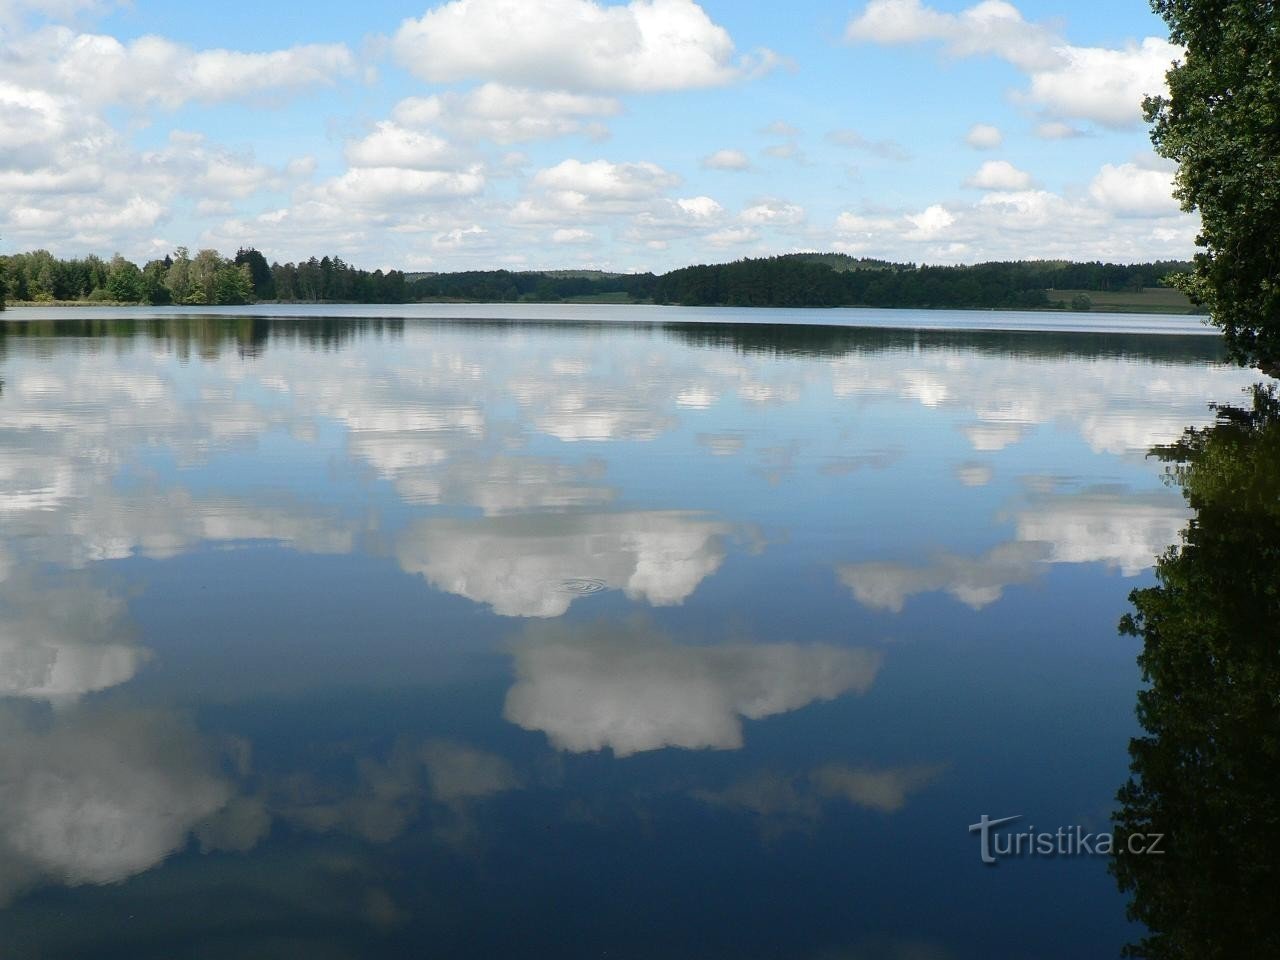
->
[[1046, 287, 1201, 314]]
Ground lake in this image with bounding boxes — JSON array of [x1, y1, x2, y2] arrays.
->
[[0, 307, 1263, 958]]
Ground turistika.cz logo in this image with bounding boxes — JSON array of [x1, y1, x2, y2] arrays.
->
[[968, 815, 1165, 865]]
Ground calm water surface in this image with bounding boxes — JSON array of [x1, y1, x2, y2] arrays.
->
[[0, 310, 1260, 958]]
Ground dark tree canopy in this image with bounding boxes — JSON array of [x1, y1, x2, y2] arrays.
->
[[1145, 1, 1280, 370], [1112, 384, 1280, 958]]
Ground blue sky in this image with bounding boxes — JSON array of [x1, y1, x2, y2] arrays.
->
[[0, 0, 1190, 271]]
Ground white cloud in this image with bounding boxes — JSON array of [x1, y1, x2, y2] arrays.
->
[[392, 0, 768, 93], [504, 620, 883, 755], [303, 166, 486, 208], [676, 195, 724, 219], [552, 227, 594, 244], [1025, 38, 1180, 129], [1088, 162, 1180, 217], [965, 159, 1033, 191], [846, 0, 1178, 129], [393, 84, 621, 144], [707, 226, 759, 247], [533, 158, 680, 199], [964, 123, 1003, 149], [847, 0, 1059, 71], [832, 156, 1198, 264], [740, 199, 805, 226], [345, 123, 461, 171], [702, 148, 751, 171], [11, 26, 356, 109], [905, 203, 954, 239]]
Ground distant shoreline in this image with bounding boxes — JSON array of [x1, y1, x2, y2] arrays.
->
[[3, 297, 1204, 318]]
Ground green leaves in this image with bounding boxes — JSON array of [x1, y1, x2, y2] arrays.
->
[[1148, 0, 1280, 370]]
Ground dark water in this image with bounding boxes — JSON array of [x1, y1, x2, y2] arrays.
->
[[0, 314, 1261, 959]]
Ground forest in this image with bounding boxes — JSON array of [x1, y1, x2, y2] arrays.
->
[[0, 248, 1194, 313]]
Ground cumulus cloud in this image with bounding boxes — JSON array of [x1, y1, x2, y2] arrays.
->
[[301, 165, 485, 208], [8, 26, 356, 109], [393, 84, 621, 144], [344, 123, 462, 171], [832, 156, 1195, 264], [964, 123, 1003, 149], [504, 620, 883, 755], [533, 158, 680, 199], [395, 510, 731, 617], [740, 199, 805, 226], [392, 0, 771, 92], [847, 0, 1058, 71], [1088, 162, 1180, 217], [1024, 38, 1181, 130], [846, 0, 1178, 129], [964, 159, 1033, 191]]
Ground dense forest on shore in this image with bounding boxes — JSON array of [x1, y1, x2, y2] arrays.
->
[[0, 248, 1196, 313]]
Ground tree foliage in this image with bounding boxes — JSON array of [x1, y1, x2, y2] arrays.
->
[[1112, 383, 1280, 958], [0, 248, 1194, 310], [1145, 0, 1280, 370]]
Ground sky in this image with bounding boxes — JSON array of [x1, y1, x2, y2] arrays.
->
[[0, 0, 1192, 272]]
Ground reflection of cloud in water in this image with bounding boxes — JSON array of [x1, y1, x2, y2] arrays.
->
[[396, 511, 731, 617], [385, 455, 614, 514], [677, 386, 719, 409], [504, 620, 882, 756], [819, 450, 901, 476], [696, 762, 944, 819], [831, 351, 1255, 456], [0, 705, 236, 901], [954, 462, 993, 487], [697, 433, 745, 457], [55, 489, 357, 565], [0, 451, 76, 514], [839, 484, 1190, 612], [0, 574, 145, 702], [839, 542, 1050, 613], [274, 738, 520, 845], [1014, 485, 1189, 576], [960, 423, 1027, 452]]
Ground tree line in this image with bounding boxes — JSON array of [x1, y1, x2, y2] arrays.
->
[[0, 248, 410, 307], [1, 247, 1191, 312]]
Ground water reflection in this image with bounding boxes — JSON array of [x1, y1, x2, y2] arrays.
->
[[0, 314, 1267, 957], [0, 703, 239, 902], [396, 511, 733, 617], [504, 619, 882, 755], [1111, 384, 1280, 958]]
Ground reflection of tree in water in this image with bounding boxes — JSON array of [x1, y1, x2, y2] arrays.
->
[[1112, 384, 1280, 958], [0, 316, 404, 359]]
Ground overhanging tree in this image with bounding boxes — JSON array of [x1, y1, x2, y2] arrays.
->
[[1145, 0, 1280, 372]]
